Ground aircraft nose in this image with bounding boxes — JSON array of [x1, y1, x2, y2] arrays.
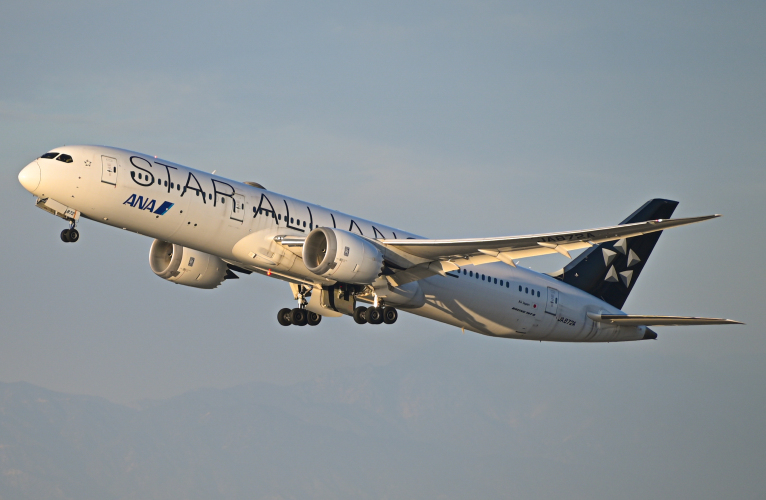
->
[[18, 161, 41, 193]]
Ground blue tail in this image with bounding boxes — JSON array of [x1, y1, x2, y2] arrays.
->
[[552, 199, 679, 309]]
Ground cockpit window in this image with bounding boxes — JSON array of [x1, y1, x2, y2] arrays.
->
[[56, 154, 73, 163], [41, 152, 59, 159]]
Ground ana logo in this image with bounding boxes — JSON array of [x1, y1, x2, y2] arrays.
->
[[123, 194, 174, 215]]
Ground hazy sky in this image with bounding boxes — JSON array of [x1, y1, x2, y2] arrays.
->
[[1, 1, 764, 495]]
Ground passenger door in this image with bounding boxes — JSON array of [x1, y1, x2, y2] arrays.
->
[[229, 193, 245, 223], [546, 287, 560, 316], [101, 156, 118, 185]]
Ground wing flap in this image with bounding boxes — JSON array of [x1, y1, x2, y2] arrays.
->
[[587, 313, 743, 326]]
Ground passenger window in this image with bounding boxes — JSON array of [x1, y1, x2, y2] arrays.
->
[[164, 181, 168, 187], [463, 269, 467, 275], [531, 289, 534, 295], [537, 291, 540, 297], [157, 179, 161, 185], [291, 218, 294, 223], [469, 271, 473, 277], [494, 278, 497, 284], [177, 185, 181, 191], [208, 193, 212, 200], [41, 152, 59, 159], [506, 282, 509, 288], [221, 197, 224, 202], [170, 182, 174, 188], [481, 274, 485, 281], [309, 223, 312, 229], [138, 173, 142, 180], [279, 214, 282, 220], [525, 287, 528, 293], [56, 154, 73, 163], [519, 286, 522, 291], [555, 298, 558, 303]]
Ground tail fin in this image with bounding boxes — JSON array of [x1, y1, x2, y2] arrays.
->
[[551, 199, 679, 309]]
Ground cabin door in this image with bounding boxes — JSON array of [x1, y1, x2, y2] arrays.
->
[[229, 194, 245, 223], [101, 156, 117, 185], [545, 287, 560, 316]]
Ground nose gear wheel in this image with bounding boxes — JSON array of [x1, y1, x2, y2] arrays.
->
[[60, 228, 79, 243]]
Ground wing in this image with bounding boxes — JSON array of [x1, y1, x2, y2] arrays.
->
[[375, 215, 719, 285], [587, 313, 743, 326], [380, 215, 718, 264], [272, 214, 719, 287]]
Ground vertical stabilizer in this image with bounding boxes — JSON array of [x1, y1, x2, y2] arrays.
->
[[552, 199, 678, 309]]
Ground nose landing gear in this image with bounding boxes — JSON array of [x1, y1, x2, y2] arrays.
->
[[60, 222, 80, 243]]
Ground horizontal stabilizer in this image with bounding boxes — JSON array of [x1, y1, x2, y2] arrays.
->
[[587, 313, 743, 326]]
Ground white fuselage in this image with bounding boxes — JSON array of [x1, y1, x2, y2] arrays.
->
[[19, 145, 646, 342]]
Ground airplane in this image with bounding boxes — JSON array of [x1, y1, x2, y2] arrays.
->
[[17, 145, 742, 341]]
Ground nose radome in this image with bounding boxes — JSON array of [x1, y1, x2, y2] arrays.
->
[[18, 161, 41, 193]]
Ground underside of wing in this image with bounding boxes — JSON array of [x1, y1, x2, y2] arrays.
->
[[587, 313, 743, 326]]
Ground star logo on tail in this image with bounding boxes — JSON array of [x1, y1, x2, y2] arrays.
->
[[603, 239, 642, 287]]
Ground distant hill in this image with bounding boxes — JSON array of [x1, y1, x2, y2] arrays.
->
[[0, 339, 763, 500]]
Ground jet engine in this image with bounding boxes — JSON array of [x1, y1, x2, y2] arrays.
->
[[302, 227, 384, 284], [149, 239, 228, 289]]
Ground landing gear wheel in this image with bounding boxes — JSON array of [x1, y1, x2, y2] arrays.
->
[[307, 312, 322, 326], [277, 308, 293, 326], [365, 307, 384, 325], [60, 229, 70, 242], [67, 229, 79, 243], [353, 306, 368, 325], [290, 308, 308, 326], [382, 307, 398, 324]]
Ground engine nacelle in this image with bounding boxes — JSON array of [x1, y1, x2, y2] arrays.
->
[[149, 239, 228, 289], [303, 227, 384, 284]]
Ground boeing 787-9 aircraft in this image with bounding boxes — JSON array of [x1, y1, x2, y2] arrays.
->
[[18, 146, 741, 341]]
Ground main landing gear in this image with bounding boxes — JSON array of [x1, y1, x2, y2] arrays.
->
[[277, 308, 322, 327], [60, 222, 79, 243], [277, 286, 322, 327], [353, 306, 398, 325]]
